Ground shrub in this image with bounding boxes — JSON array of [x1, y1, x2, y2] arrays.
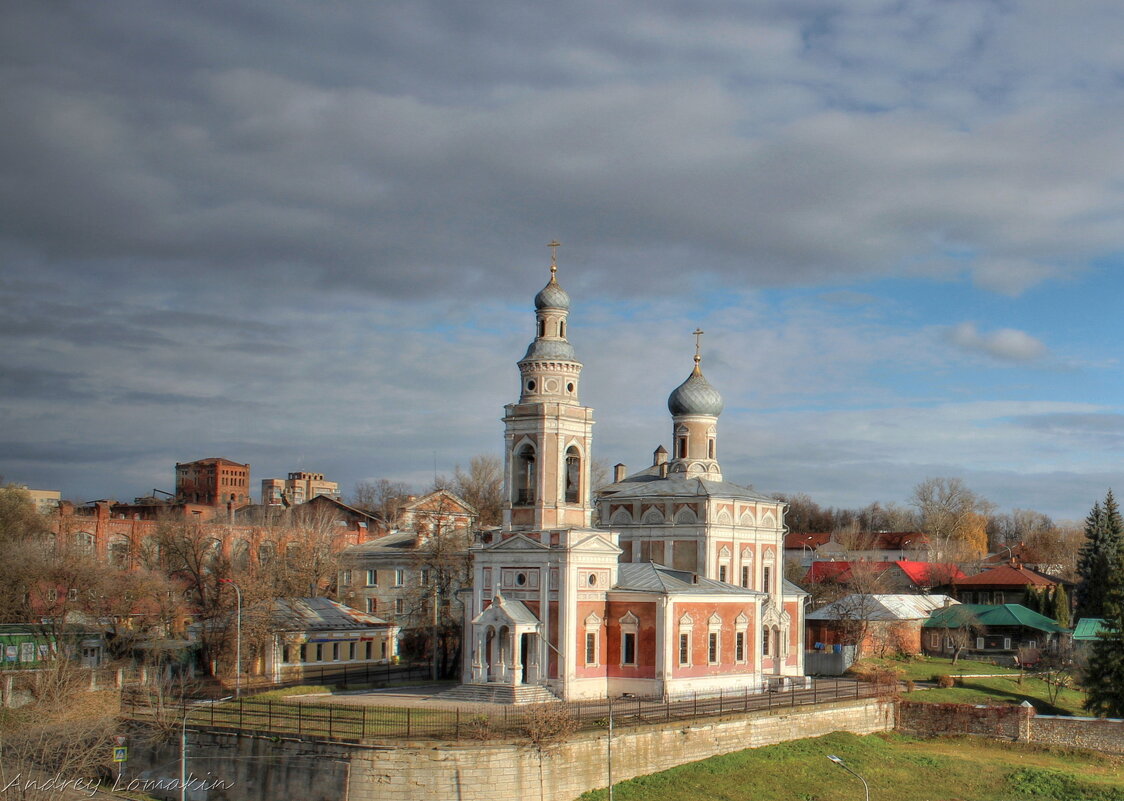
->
[[904, 680, 916, 693], [937, 675, 954, 689]]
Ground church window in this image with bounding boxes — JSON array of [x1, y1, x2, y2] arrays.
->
[[678, 633, 690, 666], [526, 379, 536, 392], [559, 320, 566, 337], [587, 573, 597, 587], [515, 444, 536, 505], [515, 572, 527, 586], [538, 319, 545, 337], [741, 565, 750, 588], [718, 565, 728, 583], [567, 382, 574, 393], [708, 438, 715, 459], [585, 632, 597, 666], [762, 566, 771, 593], [565, 446, 581, 503], [622, 632, 636, 666], [762, 628, 770, 657], [675, 436, 687, 459], [735, 632, 746, 662], [708, 632, 719, 664]]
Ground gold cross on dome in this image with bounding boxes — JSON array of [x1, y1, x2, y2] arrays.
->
[[548, 240, 561, 275], [693, 328, 704, 364]]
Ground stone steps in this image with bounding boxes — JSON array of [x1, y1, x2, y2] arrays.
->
[[437, 683, 560, 705]]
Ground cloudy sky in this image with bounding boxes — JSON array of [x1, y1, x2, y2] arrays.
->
[[3, 1, 1124, 522]]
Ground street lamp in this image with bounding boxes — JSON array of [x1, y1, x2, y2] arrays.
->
[[827, 754, 870, 801], [181, 696, 232, 801], [219, 578, 242, 697]]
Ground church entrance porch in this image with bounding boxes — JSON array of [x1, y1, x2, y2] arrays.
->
[[469, 594, 544, 688]]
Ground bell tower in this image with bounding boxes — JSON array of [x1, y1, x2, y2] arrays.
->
[[503, 242, 595, 530]]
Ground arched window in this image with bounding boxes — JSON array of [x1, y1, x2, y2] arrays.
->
[[538, 318, 546, 337], [676, 436, 687, 459], [565, 445, 581, 504], [515, 444, 536, 505], [559, 320, 566, 338], [708, 438, 715, 459]]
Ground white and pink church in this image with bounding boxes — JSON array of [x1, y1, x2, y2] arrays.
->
[[460, 253, 806, 702]]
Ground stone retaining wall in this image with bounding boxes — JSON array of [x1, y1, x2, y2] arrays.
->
[[124, 697, 893, 801], [347, 697, 894, 801], [1030, 715, 1124, 754]]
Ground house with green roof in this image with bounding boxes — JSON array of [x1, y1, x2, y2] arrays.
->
[[922, 603, 1070, 665], [1073, 617, 1107, 659]]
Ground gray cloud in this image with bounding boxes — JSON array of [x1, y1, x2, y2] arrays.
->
[[2, 2, 1124, 521], [948, 322, 1047, 362]]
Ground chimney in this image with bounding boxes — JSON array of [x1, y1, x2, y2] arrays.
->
[[653, 445, 668, 466], [659, 462, 669, 478], [613, 463, 627, 483]]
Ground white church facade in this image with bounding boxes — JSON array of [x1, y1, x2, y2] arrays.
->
[[460, 249, 806, 701]]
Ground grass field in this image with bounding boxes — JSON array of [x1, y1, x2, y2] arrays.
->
[[577, 731, 1124, 801], [851, 655, 1089, 715]]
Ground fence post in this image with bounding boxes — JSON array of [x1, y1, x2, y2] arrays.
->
[[238, 698, 243, 728], [329, 705, 334, 738], [455, 708, 460, 740], [406, 707, 411, 738], [268, 699, 273, 731], [298, 703, 303, 736], [813, 681, 817, 705]]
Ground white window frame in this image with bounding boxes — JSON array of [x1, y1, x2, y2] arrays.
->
[[584, 613, 601, 667], [678, 613, 694, 667], [707, 613, 722, 665], [393, 568, 405, 587], [365, 569, 377, 587], [1003, 637, 1012, 650], [976, 636, 985, 650]]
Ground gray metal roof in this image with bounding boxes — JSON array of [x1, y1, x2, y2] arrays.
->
[[667, 365, 724, 417], [600, 474, 779, 504], [521, 338, 577, 361], [272, 597, 389, 632], [615, 563, 763, 596], [342, 531, 417, 555], [806, 594, 957, 622], [534, 276, 570, 310]]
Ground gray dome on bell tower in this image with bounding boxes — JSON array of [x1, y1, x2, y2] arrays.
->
[[516, 241, 583, 405], [534, 276, 571, 311]]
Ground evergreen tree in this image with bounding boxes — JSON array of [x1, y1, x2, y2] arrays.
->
[[1075, 492, 1124, 619], [1084, 550, 1124, 717], [1051, 584, 1070, 629]]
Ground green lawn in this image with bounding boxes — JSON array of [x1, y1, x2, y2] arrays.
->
[[577, 731, 1124, 801], [850, 655, 1023, 682], [909, 675, 1087, 716]]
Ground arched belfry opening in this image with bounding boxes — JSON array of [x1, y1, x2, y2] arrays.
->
[[515, 443, 536, 506], [565, 445, 582, 504]]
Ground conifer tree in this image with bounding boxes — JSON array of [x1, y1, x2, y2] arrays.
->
[[1075, 492, 1124, 619], [1051, 584, 1070, 629], [1084, 549, 1124, 717]]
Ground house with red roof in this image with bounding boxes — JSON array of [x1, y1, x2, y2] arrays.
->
[[951, 562, 1070, 608], [802, 560, 965, 594]]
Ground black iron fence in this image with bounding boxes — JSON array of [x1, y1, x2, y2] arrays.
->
[[123, 679, 882, 742]]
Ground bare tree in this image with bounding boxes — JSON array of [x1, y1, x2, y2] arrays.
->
[[452, 455, 502, 527], [0, 659, 122, 801], [350, 479, 412, 520], [911, 477, 994, 561], [936, 605, 983, 665], [400, 496, 474, 678]]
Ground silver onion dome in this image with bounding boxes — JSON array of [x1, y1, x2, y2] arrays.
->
[[667, 365, 724, 417]]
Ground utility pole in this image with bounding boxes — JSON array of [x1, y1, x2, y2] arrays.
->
[[219, 578, 242, 697]]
